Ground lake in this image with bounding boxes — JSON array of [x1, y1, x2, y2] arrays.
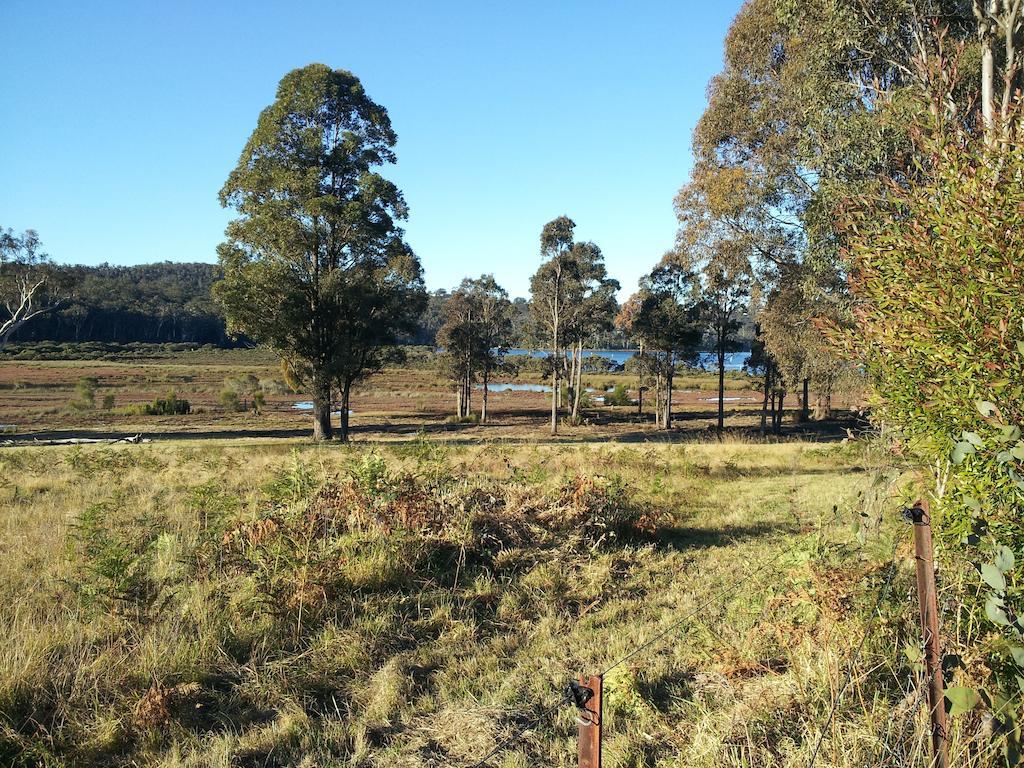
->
[[505, 349, 751, 371]]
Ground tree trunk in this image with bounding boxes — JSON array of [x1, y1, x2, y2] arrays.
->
[[664, 351, 674, 430], [814, 386, 833, 421], [773, 390, 786, 435], [716, 341, 726, 433], [980, 1, 996, 143], [759, 367, 770, 436], [339, 381, 352, 443], [551, 362, 559, 435], [654, 365, 662, 428], [637, 341, 645, 417], [801, 378, 810, 422], [572, 339, 584, 420], [311, 374, 333, 441], [482, 363, 489, 423]]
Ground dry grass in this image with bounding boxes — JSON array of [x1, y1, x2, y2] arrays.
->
[[0, 348, 861, 443], [0, 439, 1000, 767]]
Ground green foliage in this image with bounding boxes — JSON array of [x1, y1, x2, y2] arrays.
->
[[437, 275, 514, 420], [69, 501, 163, 617], [844, 125, 1024, 757], [1, 227, 62, 350], [528, 216, 620, 429], [8, 262, 232, 346], [214, 64, 426, 440], [141, 391, 190, 416], [68, 376, 97, 411], [219, 374, 267, 413], [604, 383, 632, 407]]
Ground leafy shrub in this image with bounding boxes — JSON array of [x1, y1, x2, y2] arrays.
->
[[69, 377, 98, 411], [842, 125, 1023, 752], [604, 383, 632, 407], [219, 374, 267, 413], [64, 447, 166, 477], [141, 391, 190, 416], [69, 501, 164, 618]]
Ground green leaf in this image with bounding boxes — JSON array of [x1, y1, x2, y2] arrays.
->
[[1010, 645, 1024, 668], [997, 451, 1014, 464], [952, 441, 976, 464], [987, 596, 1011, 626], [903, 644, 923, 663], [976, 399, 998, 418], [995, 546, 1016, 573], [961, 431, 984, 448], [1017, 340, 1024, 354], [996, 425, 1021, 444], [981, 563, 1007, 591], [945, 686, 980, 716], [1011, 442, 1024, 461], [962, 495, 981, 512]]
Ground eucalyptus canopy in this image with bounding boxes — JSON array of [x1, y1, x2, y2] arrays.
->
[[214, 64, 425, 441]]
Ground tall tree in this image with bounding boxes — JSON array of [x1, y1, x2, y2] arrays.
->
[[561, 242, 619, 423], [529, 216, 580, 435], [700, 252, 751, 433], [0, 228, 63, 351], [437, 275, 513, 423], [215, 64, 425, 441], [681, 0, 979, 416], [629, 257, 704, 430]]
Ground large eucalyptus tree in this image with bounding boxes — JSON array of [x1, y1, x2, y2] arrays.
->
[[215, 64, 425, 441]]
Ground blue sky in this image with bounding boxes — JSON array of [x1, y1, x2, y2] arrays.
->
[[0, 1, 740, 299]]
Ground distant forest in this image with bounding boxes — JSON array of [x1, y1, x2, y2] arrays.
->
[[10, 262, 753, 349]]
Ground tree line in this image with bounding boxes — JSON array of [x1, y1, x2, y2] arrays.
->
[[1, 261, 235, 345], [0, 248, 658, 349]]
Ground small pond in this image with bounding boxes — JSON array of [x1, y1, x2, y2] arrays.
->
[[291, 401, 354, 415], [475, 382, 551, 393]]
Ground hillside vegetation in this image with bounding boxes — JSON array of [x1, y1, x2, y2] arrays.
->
[[0, 439, 994, 767]]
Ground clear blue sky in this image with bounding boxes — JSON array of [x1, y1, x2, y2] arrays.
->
[[0, 1, 740, 299]]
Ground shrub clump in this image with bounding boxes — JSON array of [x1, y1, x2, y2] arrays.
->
[[140, 391, 190, 416]]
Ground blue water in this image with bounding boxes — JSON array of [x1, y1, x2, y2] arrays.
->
[[475, 382, 552, 393], [291, 402, 354, 415], [504, 349, 751, 371]]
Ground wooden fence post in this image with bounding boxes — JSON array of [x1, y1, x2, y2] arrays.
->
[[908, 499, 949, 768]]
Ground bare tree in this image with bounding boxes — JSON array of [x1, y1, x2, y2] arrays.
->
[[1, 228, 62, 352]]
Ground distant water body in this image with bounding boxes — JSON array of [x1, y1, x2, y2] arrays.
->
[[505, 349, 751, 372]]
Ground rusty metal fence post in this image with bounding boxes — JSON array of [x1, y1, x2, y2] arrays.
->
[[570, 675, 602, 768], [906, 499, 949, 768]]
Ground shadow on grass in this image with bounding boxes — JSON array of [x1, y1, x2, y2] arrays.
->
[[622, 521, 801, 552], [2, 412, 866, 448]]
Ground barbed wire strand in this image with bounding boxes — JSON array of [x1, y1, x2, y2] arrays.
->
[[461, 528, 816, 767], [806, 536, 903, 768], [600, 530, 811, 677]]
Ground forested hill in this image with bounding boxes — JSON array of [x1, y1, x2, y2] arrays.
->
[[12, 262, 236, 345], [11, 262, 752, 348]]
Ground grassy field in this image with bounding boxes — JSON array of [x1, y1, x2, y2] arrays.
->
[[0, 435, 997, 767], [0, 346, 857, 443]]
